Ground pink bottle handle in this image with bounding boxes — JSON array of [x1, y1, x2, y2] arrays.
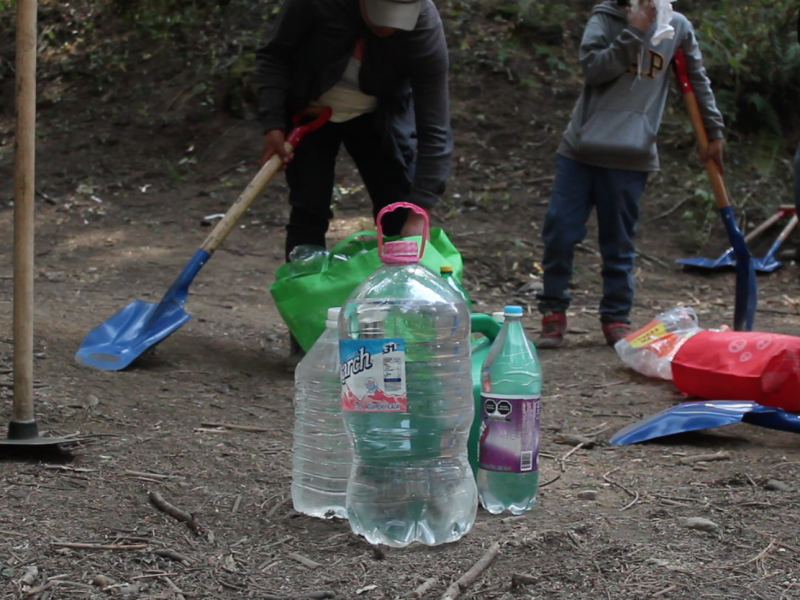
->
[[376, 202, 429, 262]]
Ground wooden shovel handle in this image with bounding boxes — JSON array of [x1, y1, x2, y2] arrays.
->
[[672, 49, 730, 210], [199, 146, 289, 254], [745, 211, 786, 243], [13, 0, 38, 423], [775, 214, 799, 245]]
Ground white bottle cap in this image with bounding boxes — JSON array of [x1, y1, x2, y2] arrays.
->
[[492, 311, 505, 323], [326, 307, 341, 328]]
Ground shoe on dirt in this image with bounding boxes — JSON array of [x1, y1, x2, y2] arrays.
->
[[535, 312, 569, 349], [285, 334, 305, 373], [602, 322, 631, 347]]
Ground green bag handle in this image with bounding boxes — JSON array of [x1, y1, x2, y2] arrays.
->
[[323, 230, 378, 272], [328, 230, 377, 256]]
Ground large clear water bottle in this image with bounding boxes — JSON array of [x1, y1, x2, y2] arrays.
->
[[339, 203, 477, 547], [292, 307, 352, 519], [477, 305, 542, 515]]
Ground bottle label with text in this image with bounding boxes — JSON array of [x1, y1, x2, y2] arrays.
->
[[478, 394, 540, 473], [340, 338, 407, 412]]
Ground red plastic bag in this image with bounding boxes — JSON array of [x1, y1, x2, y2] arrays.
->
[[672, 330, 800, 411]]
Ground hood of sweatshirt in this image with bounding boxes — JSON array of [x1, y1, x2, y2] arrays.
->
[[593, 1, 627, 21]]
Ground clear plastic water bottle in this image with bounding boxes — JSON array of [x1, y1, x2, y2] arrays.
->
[[477, 305, 542, 515], [440, 265, 472, 311], [339, 203, 477, 547], [292, 307, 352, 519], [287, 244, 329, 278]]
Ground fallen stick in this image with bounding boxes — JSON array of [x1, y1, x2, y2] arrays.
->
[[263, 591, 335, 600], [287, 552, 322, 570], [200, 422, 270, 433], [51, 542, 146, 551], [602, 468, 640, 511], [441, 542, 500, 600], [679, 452, 730, 465], [539, 474, 561, 488], [154, 549, 195, 564], [559, 443, 585, 472], [553, 433, 596, 449], [124, 471, 174, 480], [148, 491, 201, 534], [413, 577, 437, 597], [24, 581, 53, 597], [510, 573, 537, 588]]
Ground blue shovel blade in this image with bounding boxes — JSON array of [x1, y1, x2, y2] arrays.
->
[[676, 248, 735, 270], [610, 400, 800, 445], [75, 249, 209, 371], [76, 299, 192, 370]]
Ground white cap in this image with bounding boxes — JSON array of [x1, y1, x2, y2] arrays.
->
[[492, 311, 505, 323], [326, 307, 341, 328]]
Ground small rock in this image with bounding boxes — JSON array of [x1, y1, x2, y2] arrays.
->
[[93, 575, 114, 588], [118, 583, 141, 597], [764, 479, 792, 492], [576, 490, 598, 501], [85, 394, 100, 408], [20, 566, 38, 587], [682, 517, 719, 532]]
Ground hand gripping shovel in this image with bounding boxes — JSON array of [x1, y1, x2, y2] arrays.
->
[[676, 206, 793, 271], [673, 49, 757, 331], [76, 108, 333, 371]]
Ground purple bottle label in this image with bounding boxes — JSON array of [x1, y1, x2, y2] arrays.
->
[[478, 394, 540, 473]]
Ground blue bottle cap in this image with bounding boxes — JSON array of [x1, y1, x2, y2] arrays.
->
[[504, 305, 523, 315]]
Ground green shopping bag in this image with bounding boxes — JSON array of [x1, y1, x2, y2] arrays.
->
[[270, 227, 465, 352]]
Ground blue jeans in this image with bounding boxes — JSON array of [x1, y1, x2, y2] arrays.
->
[[537, 155, 649, 323]]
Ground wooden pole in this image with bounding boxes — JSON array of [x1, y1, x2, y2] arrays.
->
[[12, 0, 38, 432]]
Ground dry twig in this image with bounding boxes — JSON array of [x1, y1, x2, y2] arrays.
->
[[154, 549, 194, 564], [148, 491, 202, 534], [441, 542, 500, 600], [603, 468, 640, 511], [678, 452, 730, 465], [287, 552, 322, 570], [414, 577, 438, 597], [200, 422, 270, 433], [50, 542, 146, 551]]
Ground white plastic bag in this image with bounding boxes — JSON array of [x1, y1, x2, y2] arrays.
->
[[614, 307, 703, 380]]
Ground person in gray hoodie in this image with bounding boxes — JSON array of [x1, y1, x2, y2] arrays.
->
[[536, 0, 725, 349]]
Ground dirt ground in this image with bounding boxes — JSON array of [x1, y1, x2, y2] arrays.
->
[[2, 6, 800, 599]]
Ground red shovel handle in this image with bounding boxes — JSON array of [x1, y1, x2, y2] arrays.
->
[[287, 107, 333, 148], [672, 48, 730, 210]]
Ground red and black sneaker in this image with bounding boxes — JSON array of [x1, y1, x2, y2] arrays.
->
[[602, 322, 631, 347], [536, 312, 569, 349]]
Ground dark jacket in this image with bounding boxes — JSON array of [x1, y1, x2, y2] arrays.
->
[[254, 0, 452, 208]]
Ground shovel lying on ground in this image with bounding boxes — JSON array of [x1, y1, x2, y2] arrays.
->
[[673, 49, 757, 331], [610, 400, 800, 445], [76, 108, 333, 371], [677, 206, 796, 272]]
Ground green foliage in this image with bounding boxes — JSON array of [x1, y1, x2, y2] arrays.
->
[[104, 0, 227, 37], [694, 0, 800, 133]]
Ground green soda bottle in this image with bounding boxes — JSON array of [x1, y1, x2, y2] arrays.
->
[[477, 305, 541, 514], [440, 265, 472, 311]]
